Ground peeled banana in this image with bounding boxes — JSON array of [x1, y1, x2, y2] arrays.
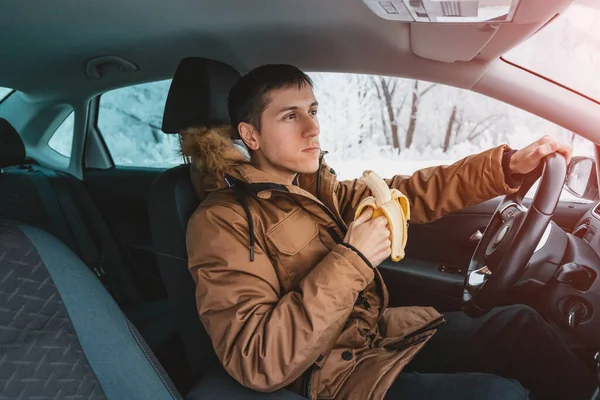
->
[[354, 170, 410, 262]]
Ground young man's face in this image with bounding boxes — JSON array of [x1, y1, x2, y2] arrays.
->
[[241, 83, 321, 182]]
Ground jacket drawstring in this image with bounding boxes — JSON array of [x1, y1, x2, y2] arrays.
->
[[315, 151, 328, 200], [225, 176, 256, 262]]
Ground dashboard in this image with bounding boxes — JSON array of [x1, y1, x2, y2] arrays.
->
[[518, 201, 600, 347]]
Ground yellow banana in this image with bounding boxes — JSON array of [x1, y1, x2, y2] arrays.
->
[[354, 170, 410, 262]]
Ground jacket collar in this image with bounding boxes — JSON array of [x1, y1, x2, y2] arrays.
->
[[179, 124, 334, 200], [225, 151, 332, 199]]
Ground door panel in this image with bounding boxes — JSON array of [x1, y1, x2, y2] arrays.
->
[[84, 166, 166, 300], [381, 197, 590, 311]]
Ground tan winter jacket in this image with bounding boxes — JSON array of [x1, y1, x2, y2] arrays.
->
[[183, 125, 519, 399]]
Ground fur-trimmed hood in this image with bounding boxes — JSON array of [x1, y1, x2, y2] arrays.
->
[[180, 125, 261, 199], [180, 125, 251, 178]]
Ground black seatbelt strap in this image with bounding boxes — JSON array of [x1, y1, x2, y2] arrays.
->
[[24, 165, 79, 252], [62, 173, 142, 303], [34, 167, 121, 301]]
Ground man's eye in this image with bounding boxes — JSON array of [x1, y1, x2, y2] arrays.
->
[[285, 113, 296, 120], [310, 109, 318, 116]]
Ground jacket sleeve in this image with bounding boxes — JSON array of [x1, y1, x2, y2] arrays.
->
[[186, 203, 374, 392], [336, 144, 519, 225]]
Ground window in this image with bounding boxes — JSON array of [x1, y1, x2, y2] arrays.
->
[[48, 113, 74, 157], [97, 80, 183, 168], [504, 0, 600, 101], [308, 72, 595, 202], [0, 87, 13, 103]]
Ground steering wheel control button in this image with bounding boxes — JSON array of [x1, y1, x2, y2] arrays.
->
[[494, 224, 510, 247], [342, 351, 353, 361], [503, 208, 516, 221], [499, 203, 524, 221]]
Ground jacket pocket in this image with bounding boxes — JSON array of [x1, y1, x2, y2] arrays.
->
[[313, 348, 356, 399], [267, 208, 319, 255], [376, 316, 445, 350], [267, 208, 328, 288]]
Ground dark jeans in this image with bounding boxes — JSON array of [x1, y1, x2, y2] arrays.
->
[[385, 305, 597, 400]]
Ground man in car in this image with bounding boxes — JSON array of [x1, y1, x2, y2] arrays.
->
[[183, 64, 597, 399]]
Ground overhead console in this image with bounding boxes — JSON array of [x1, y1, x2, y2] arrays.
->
[[362, 0, 521, 24], [362, 0, 575, 62]]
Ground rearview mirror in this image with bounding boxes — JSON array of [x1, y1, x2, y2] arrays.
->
[[564, 156, 598, 201]]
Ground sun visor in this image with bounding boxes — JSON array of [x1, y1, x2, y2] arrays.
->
[[410, 22, 500, 62]]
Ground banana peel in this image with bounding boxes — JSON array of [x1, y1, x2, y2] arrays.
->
[[354, 170, 410, 262]]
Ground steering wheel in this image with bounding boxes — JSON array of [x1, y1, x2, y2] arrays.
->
[[462, 153, 567, 317]]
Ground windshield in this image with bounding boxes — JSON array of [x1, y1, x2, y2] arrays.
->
[[504, 0, 600, 101]]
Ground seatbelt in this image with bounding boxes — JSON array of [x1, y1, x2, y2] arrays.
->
[[62, 172, 142, 304], [24, 165, 79, 252], [34, 167, 122, 302]]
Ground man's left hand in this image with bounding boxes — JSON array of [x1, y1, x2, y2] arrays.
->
[[510, 135, 573, 175]]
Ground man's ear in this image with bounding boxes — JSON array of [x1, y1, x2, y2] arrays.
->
[[238, 122, 260, 151]]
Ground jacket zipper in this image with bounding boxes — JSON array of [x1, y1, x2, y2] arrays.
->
[[317, 202, 347, 235], [355, 291, 371, 311], [303, 364, 315, 398], [315, 152, 347, 235]]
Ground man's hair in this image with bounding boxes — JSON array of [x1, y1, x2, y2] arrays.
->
[[228, 64, 313, 135]]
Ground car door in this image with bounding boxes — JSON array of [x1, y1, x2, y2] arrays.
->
[[82, 80, 181, 301]]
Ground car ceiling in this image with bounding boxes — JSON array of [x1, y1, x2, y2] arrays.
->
[[0, 0, 575, 100]]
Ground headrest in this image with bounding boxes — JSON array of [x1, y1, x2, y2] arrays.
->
[[0, 118, 26, 169], [161, 57, 241, 134]]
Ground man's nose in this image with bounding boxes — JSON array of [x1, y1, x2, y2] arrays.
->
[[302, 114, 319, 137]]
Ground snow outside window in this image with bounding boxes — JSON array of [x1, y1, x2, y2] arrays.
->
[[308, 73, 594, 202], [98, 80, 183, 168], [48, 112, 74, 158]]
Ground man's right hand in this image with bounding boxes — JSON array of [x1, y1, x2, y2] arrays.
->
[[343, 208, 392, 268]]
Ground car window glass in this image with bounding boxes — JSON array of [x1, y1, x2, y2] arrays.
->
[[309, 72, 595, 203]]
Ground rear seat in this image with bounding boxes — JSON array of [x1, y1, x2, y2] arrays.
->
[[0, 118, 141, 304], [0, 118, 175, 349]]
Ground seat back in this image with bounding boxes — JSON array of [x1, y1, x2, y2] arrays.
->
[[149, 165, 214, 376], [148, 57, 241, 379], [0, 220, 181, 400], [0, 118, 142, 305]]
